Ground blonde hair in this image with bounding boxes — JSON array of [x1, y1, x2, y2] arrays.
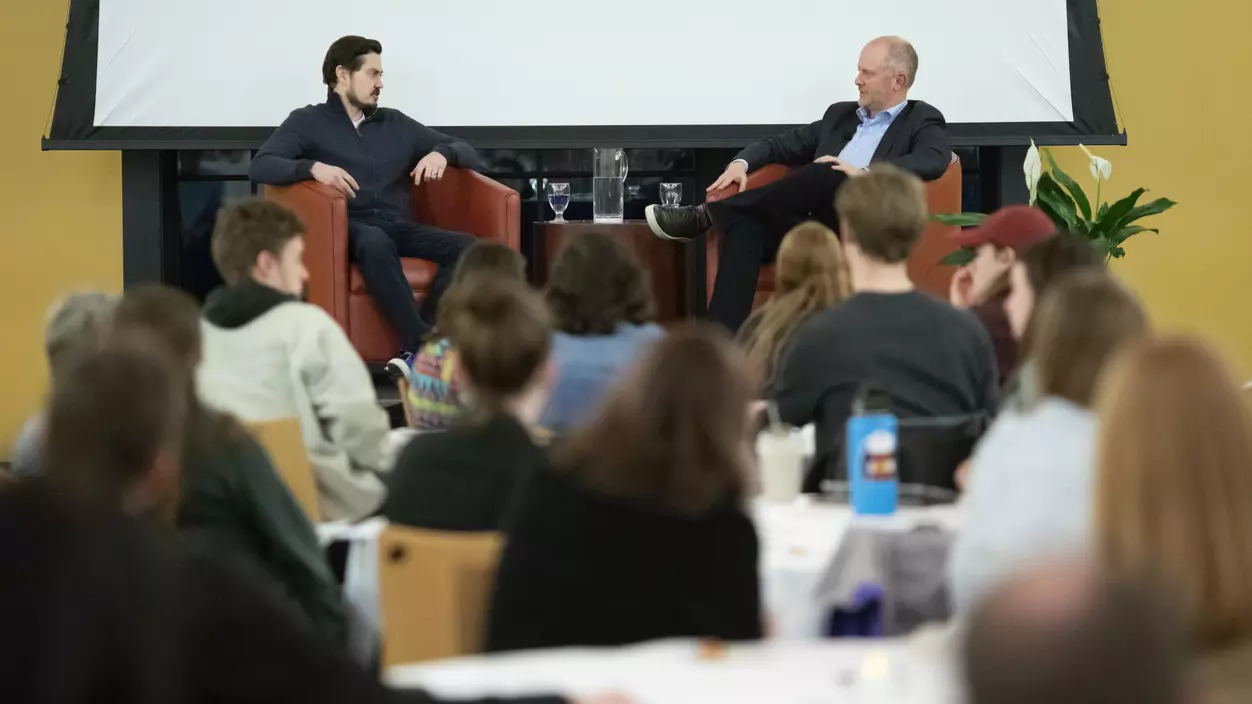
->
[[1095, 336, 1252, 649], [1028, 271, 1148, 407], [738, 222, 850, 385]]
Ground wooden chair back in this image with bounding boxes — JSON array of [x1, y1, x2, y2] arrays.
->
[[377, 524, 503, 668], [245, 418, 322, 523]]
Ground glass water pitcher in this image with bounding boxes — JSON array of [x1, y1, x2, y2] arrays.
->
[[592, 148, 629, 223]]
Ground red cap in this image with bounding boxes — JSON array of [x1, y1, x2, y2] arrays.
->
[[951, 205, 1056, 252]]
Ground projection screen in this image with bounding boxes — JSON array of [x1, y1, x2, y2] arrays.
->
[[46, 0, 1120, 149]]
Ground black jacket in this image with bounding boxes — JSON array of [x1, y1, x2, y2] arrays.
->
[[178, 418, 348, 646], [249, 91, 483, 220], [384, 413, 544, 532], [486, 467, 762, 652], [733, 100, 951, 181], [0, 482, 564, 704]]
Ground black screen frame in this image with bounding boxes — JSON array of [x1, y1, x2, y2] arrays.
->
[[44, 0, 1124, 151]]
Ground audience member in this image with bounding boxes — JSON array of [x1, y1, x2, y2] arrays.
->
[[950, 272, 1148, 612], [947, 206, 1056, 383], [0, 484, 606, 704], [1096, 336, 1252, 703], [539, 231, 663, 434], [44, 340, 186, 519], [772, 165, 998, 491], [1002, 231, 1106, 408], [198, 198, 391, 521], [109, 285, 347, 645], [487, 324, 762, 651], [963, 561, 1185, 704], [11, 291, 116, 477], [737, 221, 849, 389], [401, 241, 528, 431], [386, 279, 554, 531]]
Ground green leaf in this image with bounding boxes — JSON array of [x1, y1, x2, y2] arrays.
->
[[1091, 188, 1145, 238], [1043, 148, 1092, 220], [1090, 236, 1121, 260], [1114, 198, 1178, 231], [930, 212, 988, 227], [941, 249, 976, 267], [1112, 225, 1158, 244], [1035, 174, 1079, 232], [1098, 202, 1109, 220]]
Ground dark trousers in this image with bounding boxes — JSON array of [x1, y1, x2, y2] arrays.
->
[[706, 163, 848, 331], [348, 214, 477, 353]]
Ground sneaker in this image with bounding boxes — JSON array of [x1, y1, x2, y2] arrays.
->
[[645, 204, 712, 242], [385, 352, 415, 386]]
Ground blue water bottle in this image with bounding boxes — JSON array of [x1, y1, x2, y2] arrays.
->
[[846, 385, 899, 515]]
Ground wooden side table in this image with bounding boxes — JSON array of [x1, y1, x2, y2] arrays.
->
[[532, 220, 692, 322]]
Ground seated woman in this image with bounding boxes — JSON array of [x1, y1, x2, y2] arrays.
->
[[1095, 337, 1252, 704], [402, 241, 529, 431], [385, 279, 555, 532], [738, 221, 849, 390], [106, 286, 347, 645], [949, 271, 1148, 613], [486, 324, 763, 652], [540, 231, 663, 434]]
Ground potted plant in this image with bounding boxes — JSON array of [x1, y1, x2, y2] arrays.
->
[[935, 141, 1177, 265]]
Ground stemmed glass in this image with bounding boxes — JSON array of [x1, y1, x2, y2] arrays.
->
[[547, 182, 571, 223], [660, 182, 683, 207]]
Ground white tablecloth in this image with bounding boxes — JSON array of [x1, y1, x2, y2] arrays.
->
[[385, 635, 962, 703], [319, 502, 962, 663], [754, 500, 961, 639]]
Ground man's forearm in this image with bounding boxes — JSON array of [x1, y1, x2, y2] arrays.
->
[[249, 154, 316, 185]]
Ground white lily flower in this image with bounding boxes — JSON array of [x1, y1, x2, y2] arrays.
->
[[1023, 139, 1042, 205], [1079, 144, 1113, 181]]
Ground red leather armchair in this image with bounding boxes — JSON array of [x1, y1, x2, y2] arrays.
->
[[704, 153, 963, 308], [265, 168, 521, 363]]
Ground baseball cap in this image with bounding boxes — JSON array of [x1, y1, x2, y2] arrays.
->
[[951, 205, 1057, 252]]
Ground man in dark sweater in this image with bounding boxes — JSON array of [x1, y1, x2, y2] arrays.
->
[[249, 35, 483, 357], [772, 165, 999, 487]]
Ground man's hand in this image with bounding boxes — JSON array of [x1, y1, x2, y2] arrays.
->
[[706, 160, 749, 194], [814, 155, 865, 178], [949, 266, 976, 308], [412, 151, 449, 186], [310, 162, 359, 199]]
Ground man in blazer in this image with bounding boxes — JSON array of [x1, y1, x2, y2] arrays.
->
[[645, 36, 952, 331]]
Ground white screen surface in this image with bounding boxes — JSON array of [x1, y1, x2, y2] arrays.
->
[[95, 0, 1072, 129]]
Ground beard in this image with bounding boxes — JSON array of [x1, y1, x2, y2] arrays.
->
[[346, 87, 380, 112]]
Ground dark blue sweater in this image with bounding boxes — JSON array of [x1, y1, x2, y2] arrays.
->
[[250, 92, 482, 220]]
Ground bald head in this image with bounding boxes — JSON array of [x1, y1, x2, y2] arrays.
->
[[856, 37, 917, 114], [963, 562, 1185, 704]]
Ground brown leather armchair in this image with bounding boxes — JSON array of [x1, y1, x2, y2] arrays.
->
[[264, 168, 521, 363], [704, 152, 963, 308]]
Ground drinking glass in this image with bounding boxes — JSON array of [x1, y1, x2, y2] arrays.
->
[[660, 182, 682, 207], [547, 182, 571, 223]]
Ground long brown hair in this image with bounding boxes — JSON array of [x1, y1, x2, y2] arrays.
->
[[1095, 336, 1252, 649], [1027, 270, 1148, 407], [738, 222, 849, 384], [553, 323, 754, 516]]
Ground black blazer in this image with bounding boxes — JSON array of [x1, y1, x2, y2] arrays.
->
[[485, 467, 762, 652], [383, 413, 545, 532], [733, 100, 952, 182]]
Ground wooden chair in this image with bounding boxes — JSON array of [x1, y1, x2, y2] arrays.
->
[[245, 418, 322, 523], [377, 525, 503, 668]]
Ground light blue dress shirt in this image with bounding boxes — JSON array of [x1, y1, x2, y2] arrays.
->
[[836, 100, 909, 169]]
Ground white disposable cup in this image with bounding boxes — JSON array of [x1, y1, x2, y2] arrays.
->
[[756, 430, 806, 502]]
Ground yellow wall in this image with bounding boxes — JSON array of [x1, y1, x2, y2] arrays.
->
[[1053, 0, 1252, 377], [0, 0, 122, 458]]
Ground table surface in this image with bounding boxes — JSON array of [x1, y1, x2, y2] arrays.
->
[[386, 635, 962, 703]]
